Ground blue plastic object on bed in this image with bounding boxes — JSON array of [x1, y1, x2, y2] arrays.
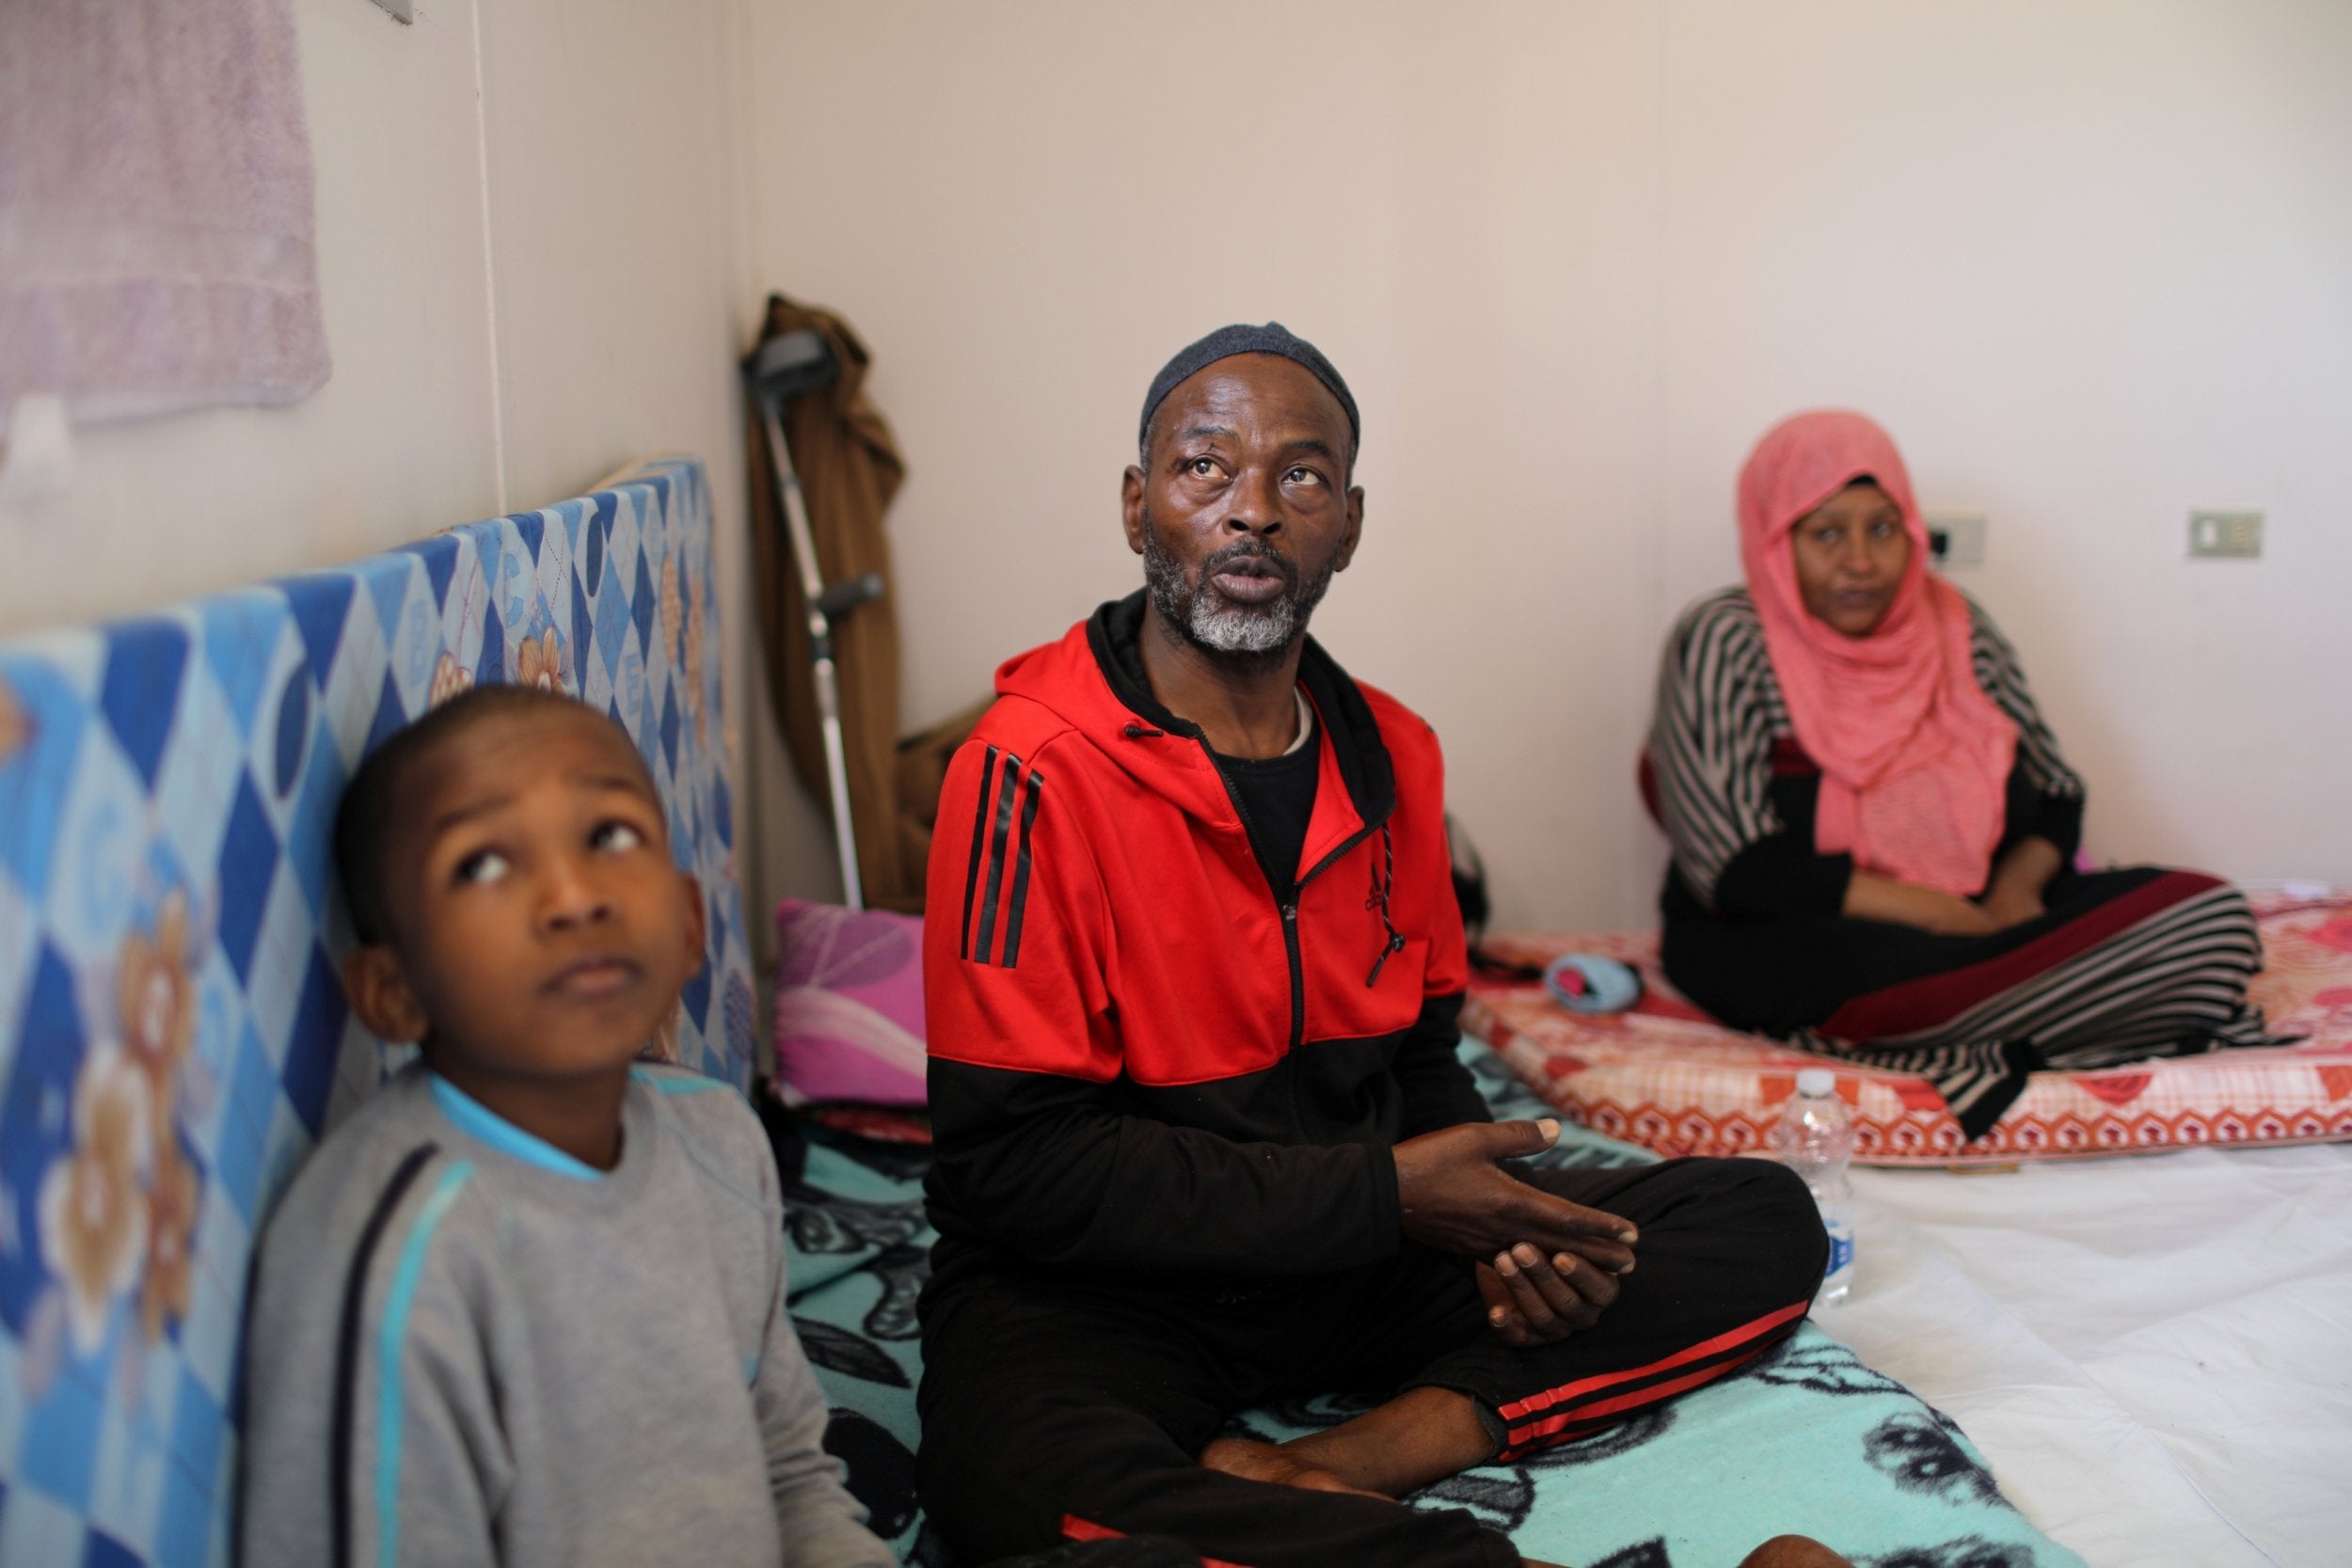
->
[[783, 1040, 2086, 1568], [1543, 951, 1645, 1014]]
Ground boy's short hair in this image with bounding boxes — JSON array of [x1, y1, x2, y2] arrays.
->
[[333, 685, 651, 945]]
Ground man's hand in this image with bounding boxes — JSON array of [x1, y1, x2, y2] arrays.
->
[[1393, 1120, 1637, 1269], [1474, 1242, 1623, 1346]]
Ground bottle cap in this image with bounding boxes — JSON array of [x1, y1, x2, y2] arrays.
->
[[1796, 1067, 1837, 1098]]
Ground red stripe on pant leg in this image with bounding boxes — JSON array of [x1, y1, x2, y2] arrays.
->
[[1496, 1297, 1811, 1423], [1501, 1338, 1781, 1455], [1822, 870, 2225, 1040], [1062, 1513, 1255, 1568]]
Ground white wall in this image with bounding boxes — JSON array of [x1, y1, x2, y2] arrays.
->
[[9, 2, 2345, 941], [0, 0, 808, 965], [748, 0, 2352, 928]]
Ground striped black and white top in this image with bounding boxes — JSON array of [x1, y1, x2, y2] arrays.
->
[[1648, 588, 2085, 913]]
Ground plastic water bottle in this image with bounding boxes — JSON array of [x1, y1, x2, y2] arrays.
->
[[1774, 1067, 1855, 1306]]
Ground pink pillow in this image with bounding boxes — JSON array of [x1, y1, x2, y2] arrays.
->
[[772, 899, 928, 1107]]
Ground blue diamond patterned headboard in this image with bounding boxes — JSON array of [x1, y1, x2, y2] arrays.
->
[[0, 456, 755, 1565]]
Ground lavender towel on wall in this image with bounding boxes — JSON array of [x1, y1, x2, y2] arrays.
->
[[0, 0, 330, 428]]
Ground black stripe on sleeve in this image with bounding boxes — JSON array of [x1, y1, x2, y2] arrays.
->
[[973, 753, 1023, 965], [959, 747, 1001, 961], [999, 768, 1046, 969], [331, 1142, 440, 1568]]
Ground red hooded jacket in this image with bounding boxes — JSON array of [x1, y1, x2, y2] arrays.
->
[[921, 594, 1481, 1298]]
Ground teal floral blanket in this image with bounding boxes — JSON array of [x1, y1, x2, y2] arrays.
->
[[781, 1044, 2088, 1568]]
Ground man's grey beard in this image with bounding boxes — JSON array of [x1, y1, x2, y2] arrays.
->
[[1140, 522, 1337, 674]]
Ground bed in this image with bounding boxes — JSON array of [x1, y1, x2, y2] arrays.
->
[[1466, 892, 2352, 1166], [772, 1037, 2085, 1568], [1831, 1132, 2352, 1567], [1457, 900, 2352, 1566], [771, 880, 2352, 1565]]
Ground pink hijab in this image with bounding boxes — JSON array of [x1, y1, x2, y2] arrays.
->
[[1738, 411, 2016, 895]]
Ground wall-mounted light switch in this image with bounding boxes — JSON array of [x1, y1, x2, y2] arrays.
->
[[2189, 510, 2263, 559]]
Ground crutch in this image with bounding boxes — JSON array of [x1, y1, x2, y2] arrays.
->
[[744, 328, 885, 910]]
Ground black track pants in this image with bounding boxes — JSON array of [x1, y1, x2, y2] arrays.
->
[[916, 1156, 1826, 1568]]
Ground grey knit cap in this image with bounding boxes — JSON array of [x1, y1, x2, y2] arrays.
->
[[1137, 322, 1360, 458]]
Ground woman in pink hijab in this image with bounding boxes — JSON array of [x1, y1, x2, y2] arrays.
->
[[1646, 411, 2272, 1138]]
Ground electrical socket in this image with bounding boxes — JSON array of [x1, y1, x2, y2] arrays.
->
[[2188, 510, 2262, 559], [1927, 513, 1987, 568]]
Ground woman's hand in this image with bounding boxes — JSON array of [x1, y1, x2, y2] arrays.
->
[[1979, 837, 2062, 928], [1844, 871, 1999, 935], [1979, 882, 2044, 927]]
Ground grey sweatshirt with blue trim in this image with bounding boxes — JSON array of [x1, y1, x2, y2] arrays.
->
[[239, 1062, 895, 1568]]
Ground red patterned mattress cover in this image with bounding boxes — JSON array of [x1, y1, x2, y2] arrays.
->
[[1464, 890, 2352, 1165]]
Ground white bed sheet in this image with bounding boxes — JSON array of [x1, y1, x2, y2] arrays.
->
[[1827, 1142, 2352, 1567]]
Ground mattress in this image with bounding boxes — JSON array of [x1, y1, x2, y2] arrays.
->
[[1465, 889, 2352, 1165], [0, 458, 756, 1567], [779, 1040, 2085, 1568], [1832, 1137, 2352, 1567]]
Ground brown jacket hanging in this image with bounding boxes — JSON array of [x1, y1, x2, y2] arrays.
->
[[743, 294, 925, 911]]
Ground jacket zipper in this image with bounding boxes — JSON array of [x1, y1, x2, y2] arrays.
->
[[1279, 900, 1304, 1049], [1200, 738, 1395, 1052]]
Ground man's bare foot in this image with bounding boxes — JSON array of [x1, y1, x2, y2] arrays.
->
[[1524, 1537, 1848, 1568], [1736, 1537, 1853, 1568], [1203, 1425, 1851, 1568], [1199, 1386, 1497, 1500], [1199, 1436, 1391, 1500]]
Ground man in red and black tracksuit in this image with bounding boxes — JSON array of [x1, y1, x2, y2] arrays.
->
[[916, 325, 1833, 1568]]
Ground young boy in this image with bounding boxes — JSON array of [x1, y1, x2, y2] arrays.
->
[[240, 686, 897, 1568]]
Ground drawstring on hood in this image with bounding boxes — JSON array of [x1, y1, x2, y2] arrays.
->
[[1364, 823, 1406, 987]]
